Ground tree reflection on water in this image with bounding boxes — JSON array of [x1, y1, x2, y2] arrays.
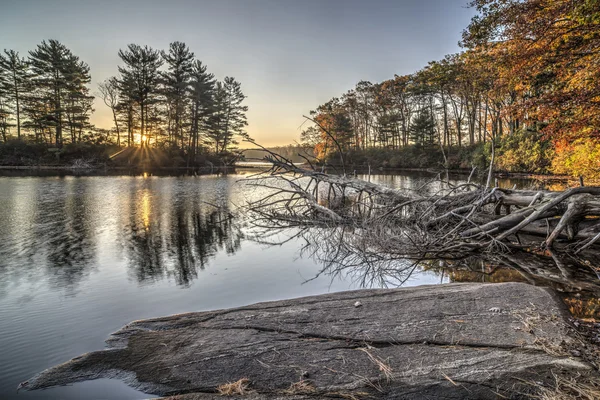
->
[[256, 225, 600, 319], [0, 176, 246, 297], [120, 185, 243, 286]]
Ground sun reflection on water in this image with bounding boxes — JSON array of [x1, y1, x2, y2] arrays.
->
[[140, 189, 151, 229]]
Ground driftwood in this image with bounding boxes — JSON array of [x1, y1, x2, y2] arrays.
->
[[244, 150, 600, 262]]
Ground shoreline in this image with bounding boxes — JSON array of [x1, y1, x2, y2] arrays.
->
[[0, 164, 595, 186]]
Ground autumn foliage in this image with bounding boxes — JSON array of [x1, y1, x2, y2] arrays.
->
[[305, 0, 600, 178]]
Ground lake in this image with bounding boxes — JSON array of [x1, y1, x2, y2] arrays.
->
[[0, 170, 594, 399]]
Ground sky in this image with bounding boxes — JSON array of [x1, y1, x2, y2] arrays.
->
[[0, 0, 476, 147]]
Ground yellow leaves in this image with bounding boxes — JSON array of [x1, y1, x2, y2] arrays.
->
[[551, 139, 600, 178]]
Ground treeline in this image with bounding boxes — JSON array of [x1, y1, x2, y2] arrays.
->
[[243, 144, 313, 164], [303, 0, 600, 177], [0, 40, 249, 162]]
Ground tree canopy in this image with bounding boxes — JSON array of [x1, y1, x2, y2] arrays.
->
[[303, 0, 600, 177]]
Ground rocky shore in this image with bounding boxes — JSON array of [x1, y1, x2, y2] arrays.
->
[[26, 283, 597, 399]]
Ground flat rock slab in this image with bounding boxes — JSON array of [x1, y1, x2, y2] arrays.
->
[[27, 283, 593, 399]]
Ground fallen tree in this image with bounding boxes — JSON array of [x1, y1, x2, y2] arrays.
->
[[244, 150, 600, 262]]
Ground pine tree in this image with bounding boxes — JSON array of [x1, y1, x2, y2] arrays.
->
[[115, 73, 138, 147], [63, 55, 93, 143], [409, 107, 436, 147], [117, 44, 163, 146], [206, 77, 248, 153], [0, 50, 28, 139], [162, 42, 194, 149], [28, 40, 91, 147], [0, 69, 10, 142], [188, 60, 215, 160]]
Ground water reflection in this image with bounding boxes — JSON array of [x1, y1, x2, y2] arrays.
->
[[291, 225, 600, 318], [0, 178, 99, 296], [122, 202, 242, 286], [0, 176, 246, 297], [0, 172, 599, 400], [119, 180, 244, 286]]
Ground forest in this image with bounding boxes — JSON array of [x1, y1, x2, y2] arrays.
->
[[302, 0, 600, 178], [0, 40, 248, 166]]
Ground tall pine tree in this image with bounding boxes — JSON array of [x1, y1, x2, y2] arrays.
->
[[162, 41, 194, 149], [117, 44, 163, 146], [188, 60, 215, 159], [206, 77, 248, 153], [0, 50, 28, 139], [28, 40, 91, 147]]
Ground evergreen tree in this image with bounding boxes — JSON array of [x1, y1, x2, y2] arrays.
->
[[115, 73, 138, 146], [188, 60, 215, 159], [63, 55, 93, 143], [409, 107, 436, 147], [206, 77, 248, 153], [0, 69, 10, 142], [117, 44, 163, 146], [28, 40, 91, 147], [0, 50, 28, 139], [162, 42, 194, 148]]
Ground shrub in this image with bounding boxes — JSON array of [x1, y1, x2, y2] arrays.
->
[[495, 129, 553, 174]]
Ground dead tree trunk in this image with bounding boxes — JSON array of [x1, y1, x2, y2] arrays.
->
[[246, 150, 600, 260]]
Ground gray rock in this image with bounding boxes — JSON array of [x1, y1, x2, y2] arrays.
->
[[26, 283, 593, 399]]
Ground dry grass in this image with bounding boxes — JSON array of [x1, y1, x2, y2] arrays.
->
[[216, 378, 252, 396], [531, 373, 600, 400], [282, 379, 316, 395], [358, 347, 393, 381], [532, 337, 569, 357]]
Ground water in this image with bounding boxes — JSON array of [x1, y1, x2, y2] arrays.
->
[[0, 172, 454, 399]]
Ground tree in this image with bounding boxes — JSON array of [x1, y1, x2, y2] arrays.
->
[[463, 0, 600, 142], [117, 44, 163, 146], [311, 98, 354, 159], [0, 69, 10, 142], [162, 41, 194, 148], [63, 55, 93, 143], [188, 60, 215, 159], [28, 39, 91, 147], [98, 77, 121, 146], [115, 72, 138, 147], [206, 77, 248, 153], [410, 107, 436, 147], [0, 50, 28, 139]]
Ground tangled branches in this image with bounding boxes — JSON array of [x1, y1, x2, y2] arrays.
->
[[244, 150, 600, 262]]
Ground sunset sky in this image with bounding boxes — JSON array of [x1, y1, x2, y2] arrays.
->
[[0, 0, 475, 147]]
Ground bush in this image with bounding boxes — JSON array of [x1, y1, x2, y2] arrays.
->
[[60, 143, 112, 163], [0, 141, 114, 165], [0, 140, 49, 165], [495, 129, 553, 174]]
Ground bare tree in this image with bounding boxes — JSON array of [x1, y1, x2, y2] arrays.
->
[[98, 77, 121, 146]]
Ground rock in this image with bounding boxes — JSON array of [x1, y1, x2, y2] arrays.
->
[[354, 300, 363, 307], [26, 283, 594, 399]]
